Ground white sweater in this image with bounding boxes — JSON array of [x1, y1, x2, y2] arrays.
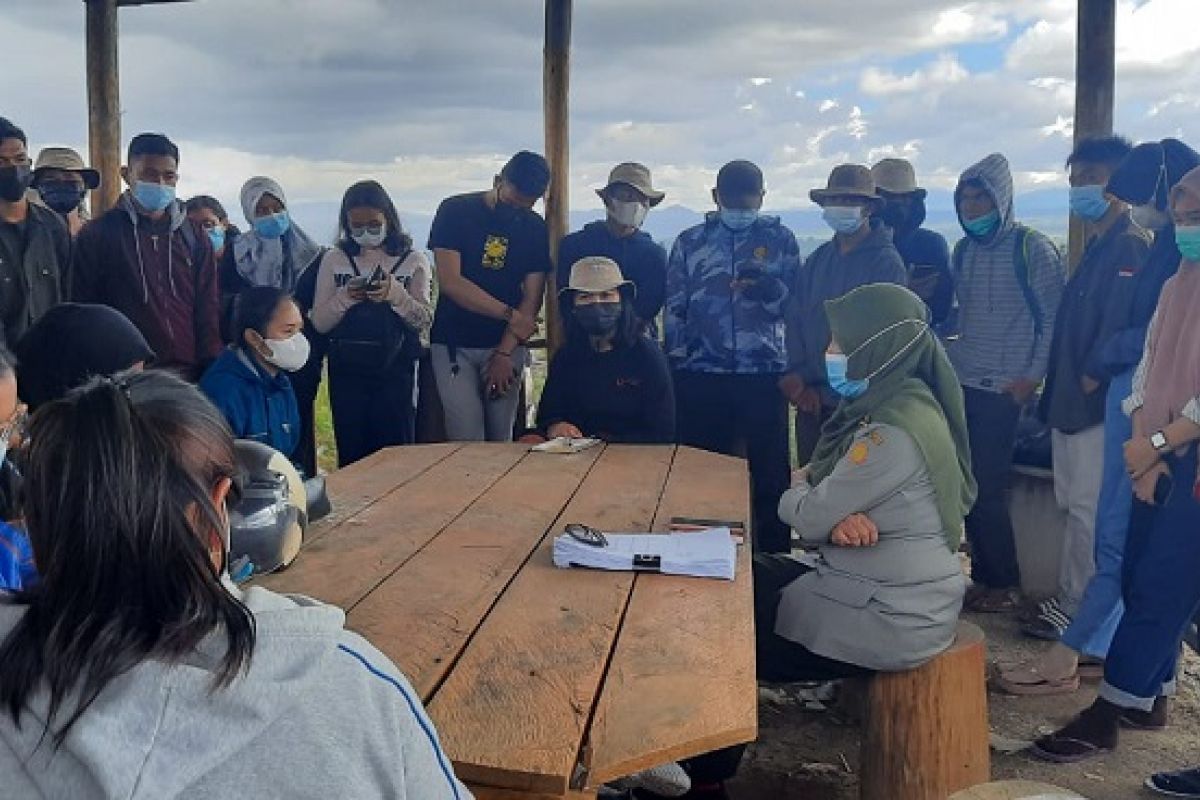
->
[[310, 246, 434, 335]]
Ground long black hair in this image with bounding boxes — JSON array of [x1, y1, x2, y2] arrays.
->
[[336, 180, 413, 258], [560, 285, 641, 352], [232, 286, 295, 347], [0, 370, 254, 745]]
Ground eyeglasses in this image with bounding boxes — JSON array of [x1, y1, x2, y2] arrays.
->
[[0, 405, 28, 446], [564, 523, 607, 547], [350, 223, 384, 236]]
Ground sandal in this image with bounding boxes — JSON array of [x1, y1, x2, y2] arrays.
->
[[1077, 658, 1104, 681], [966, 587, 1020, 614], [1029, 734, 1112, 763], [995, 664, 1080, 696]]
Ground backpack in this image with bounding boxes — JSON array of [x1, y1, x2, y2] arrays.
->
[[327, 248, 422, 374], [951, 223, 1050, 341]]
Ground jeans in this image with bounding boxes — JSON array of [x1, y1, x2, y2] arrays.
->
[[1061, 369, 1133, 658], [430, 344, 527, 442], [963, 386, 1022, 589]]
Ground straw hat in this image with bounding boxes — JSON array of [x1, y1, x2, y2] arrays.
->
[[33, 147, 100, 189], [809, 164, 880, 206], [559, 256, 636, 296], [872, 158, 927, 198], [597, 162, 665, 206]]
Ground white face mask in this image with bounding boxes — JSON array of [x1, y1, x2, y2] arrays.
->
[[264, 331, 311, 372], [607, 199, 648, 229]]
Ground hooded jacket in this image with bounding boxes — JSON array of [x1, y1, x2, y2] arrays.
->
[[0, 587, 471, 799], [665, 212, 800, 374], [557, 221, 667, 328], [71, 194, 222, 379], [200, 347, 301, 459], [948, 153, 1065, 392], [0, 202, 71, 349], [784, 219, 907, 402]]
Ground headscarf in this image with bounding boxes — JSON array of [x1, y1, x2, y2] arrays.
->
[[231, 176, 322, 292], [13, 303, 155, 410], [808, 283, 976, 550]]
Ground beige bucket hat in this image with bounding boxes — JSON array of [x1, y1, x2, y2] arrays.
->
[[33, 147, 101, 189], [597, 162, 665, 206], [809, 164, 881, 207], [871, 158, 927, 198], [559, 256, 636, 296]]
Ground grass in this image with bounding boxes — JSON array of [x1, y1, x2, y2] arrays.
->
[[314, 371, 337, 474]]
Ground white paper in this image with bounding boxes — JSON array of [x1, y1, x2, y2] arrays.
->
[[531, 436, 603, 454], [552, 527, 737, 581]]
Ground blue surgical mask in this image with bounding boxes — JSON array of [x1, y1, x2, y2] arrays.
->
[[207, 226, 226, 252], [962, 209, 999, 238], [133, 181, 175, 213], [253, 211, 291, 239], [719, 208, 758, 231], [822, 206, 865, 235], [1175, 225, 1200, 262], [825, 353, 869, 398], [1069, 185, 1111, 222]]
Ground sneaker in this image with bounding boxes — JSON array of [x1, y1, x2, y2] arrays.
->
[[1147, 765, 1200, 797], [1021, 598, 1072, 641]]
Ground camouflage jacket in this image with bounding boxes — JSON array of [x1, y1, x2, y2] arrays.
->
[[665, 212, 800, 374]]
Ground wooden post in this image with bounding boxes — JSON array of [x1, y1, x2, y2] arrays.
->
[[85, 0, 122, 216], [1068, 0, 1116, 271], [859, 622, 990, 800], [543, 0, 571, 355]]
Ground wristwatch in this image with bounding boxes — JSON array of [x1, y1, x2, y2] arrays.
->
[[1150, 430, 1170, 453]]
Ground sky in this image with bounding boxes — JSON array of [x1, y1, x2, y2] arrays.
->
[[4, 0, 1200, 242]]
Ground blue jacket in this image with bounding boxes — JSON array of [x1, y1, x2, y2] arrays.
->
[[557, 221, 667, 327], [665, 213, 800, 374], [200, 347, 300, 459], [0, 522, 35, 592]]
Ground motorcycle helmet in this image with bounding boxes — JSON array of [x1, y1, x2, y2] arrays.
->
[[230, 440, 306, 575]]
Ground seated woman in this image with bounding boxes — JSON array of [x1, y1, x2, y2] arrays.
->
[[536, 256, 674, 444], [0, 371, 468, 797], [200, 287, 307, 464], [674, 283, 976, 799], [0, 349, 33, 590]]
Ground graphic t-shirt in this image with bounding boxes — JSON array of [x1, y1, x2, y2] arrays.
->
[[427, 192, 552, 348]]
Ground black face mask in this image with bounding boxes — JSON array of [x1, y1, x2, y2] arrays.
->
[[574, 302, 622, 337], [879, 201, 909, 231], [38, 181, 85, 215], [0, 164, 31, 203]]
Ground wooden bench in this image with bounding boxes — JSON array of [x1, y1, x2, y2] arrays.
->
[[256, 443, 757, 798], [860, 621, 990, 800]]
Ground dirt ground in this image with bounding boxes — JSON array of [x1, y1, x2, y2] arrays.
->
[[727, 609, 1200, 799]]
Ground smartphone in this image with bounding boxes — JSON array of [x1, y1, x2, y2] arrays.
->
[[736, 266, 764, 282]]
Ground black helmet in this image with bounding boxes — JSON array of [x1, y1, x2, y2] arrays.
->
[[230, 440, 306, 575]]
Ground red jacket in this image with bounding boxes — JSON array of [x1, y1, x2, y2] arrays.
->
[[72, 194, 221, 379]]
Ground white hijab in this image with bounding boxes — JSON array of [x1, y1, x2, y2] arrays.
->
[[232, 176, 322, 291]]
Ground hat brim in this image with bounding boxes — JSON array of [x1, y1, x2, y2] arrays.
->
[[598, 184, 666, 207], [558, 279, 637, 298], [35, 166, 101, 190], [877, 187, 927, 200], [810, 188, 883, 207]]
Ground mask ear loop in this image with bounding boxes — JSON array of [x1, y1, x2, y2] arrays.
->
[[845, 318, 930, 381]]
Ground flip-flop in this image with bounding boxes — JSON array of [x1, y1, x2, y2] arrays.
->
[[1077, 659, 1104, 681], [1028, 735, 1112, 763], [994, 667, 1080, 696]]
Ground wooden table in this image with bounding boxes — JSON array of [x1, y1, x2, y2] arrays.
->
[[257, 443, 758, 798]]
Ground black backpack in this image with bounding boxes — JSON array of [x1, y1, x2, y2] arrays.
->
[[327, 248, 422, 374]]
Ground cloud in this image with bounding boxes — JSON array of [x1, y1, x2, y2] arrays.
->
[[860, 54, 970, 95]]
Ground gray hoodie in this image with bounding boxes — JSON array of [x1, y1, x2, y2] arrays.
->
[[0, 587, 472, 800], [784, 219, 907, 402], [948, 153, 1065, 392]]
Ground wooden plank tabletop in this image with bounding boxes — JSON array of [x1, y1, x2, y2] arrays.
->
[[258, 443, 756, 798]]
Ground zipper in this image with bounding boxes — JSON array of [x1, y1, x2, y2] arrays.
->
[[729, 228, 737, 372]]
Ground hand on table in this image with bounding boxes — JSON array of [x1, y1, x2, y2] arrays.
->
[[548, 422, 584, 439], [830, 514, 879, 547]]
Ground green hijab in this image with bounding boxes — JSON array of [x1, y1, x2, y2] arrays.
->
[[808, 283, 976, 550]]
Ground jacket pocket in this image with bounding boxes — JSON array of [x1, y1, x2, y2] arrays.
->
[[808, 570, 880, 609]]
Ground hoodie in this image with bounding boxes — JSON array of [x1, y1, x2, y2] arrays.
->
[[0, 587, 471, 799], [784, 219, 907, 402], [948, 153, 1065, 392], [665, 212, 800, 374], [71, 194, 221, 379], [557, 221, 667, 328], [200, 347, 301, 459]]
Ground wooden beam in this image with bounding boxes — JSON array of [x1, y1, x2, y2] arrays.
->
[[1068, 0, 1116, 270], [542, 0, 572, 355], [85, 0, 122, 215]]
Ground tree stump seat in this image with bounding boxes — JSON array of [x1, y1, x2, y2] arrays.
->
[[859, 621, 990, 800]]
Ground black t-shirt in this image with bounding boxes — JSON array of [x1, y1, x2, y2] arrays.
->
[[428, 192, 551, 348], [536, 336, 676, 444]]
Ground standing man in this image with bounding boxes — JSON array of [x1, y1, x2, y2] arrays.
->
[[72, 133, 221, 381], [556, 162, 667, 334], [872, 158, 953, 326], [950, 153, 1065, 613], [666, 160, 800, 553], [428, 150, 551, 441], [30, 147, 100, 238], [782, 164, 907, 464], [0, 117, 71, 350]]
